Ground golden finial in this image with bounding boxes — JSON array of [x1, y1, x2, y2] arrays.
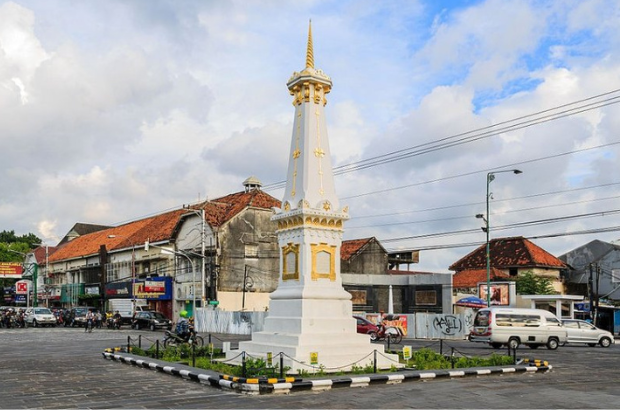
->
[[306, 20, 314, 69]]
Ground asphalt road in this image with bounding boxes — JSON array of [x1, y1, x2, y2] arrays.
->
[[1, 326, 619, 409]]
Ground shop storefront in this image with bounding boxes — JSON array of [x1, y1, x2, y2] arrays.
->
[[105, 277, 173, 319]]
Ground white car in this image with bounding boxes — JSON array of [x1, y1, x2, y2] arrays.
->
[[25, 307, 57, 327], [561, 319, 614, 348]]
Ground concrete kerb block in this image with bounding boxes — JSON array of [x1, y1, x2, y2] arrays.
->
[[385, 374, 405, 384], [308, 379, 333, 391], [349, 376, 371, 388]]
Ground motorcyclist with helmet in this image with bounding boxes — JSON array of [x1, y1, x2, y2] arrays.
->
[[175, 310, 190, 341]]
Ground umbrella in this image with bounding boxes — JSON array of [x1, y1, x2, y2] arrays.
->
[[455, 296, 487, 308]]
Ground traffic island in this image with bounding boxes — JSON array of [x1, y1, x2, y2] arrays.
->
[[102, 350, 553, 395]]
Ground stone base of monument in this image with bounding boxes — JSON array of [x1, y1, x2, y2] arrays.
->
[[224, 298, 402, 374]]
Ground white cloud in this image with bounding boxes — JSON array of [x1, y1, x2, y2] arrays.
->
[[1, 0, 619, 273]]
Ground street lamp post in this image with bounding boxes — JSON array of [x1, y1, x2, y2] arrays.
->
[[477, 169, 523, 307], [182, 207, 207, 308]]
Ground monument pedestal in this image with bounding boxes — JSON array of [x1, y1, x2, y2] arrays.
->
[[228, 294, 400, 373]]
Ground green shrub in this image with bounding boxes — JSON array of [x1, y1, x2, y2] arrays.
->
[[129, 343, 513, 377]]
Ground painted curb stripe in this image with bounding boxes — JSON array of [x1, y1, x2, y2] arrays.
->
[[102, 350, 551, 395], [290, 381, 315, 391]]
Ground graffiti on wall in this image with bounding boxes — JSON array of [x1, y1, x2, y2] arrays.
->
[[432, 315, 463, 336]]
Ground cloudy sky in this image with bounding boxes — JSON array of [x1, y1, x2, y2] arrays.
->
[[1, 0, 619, 271]]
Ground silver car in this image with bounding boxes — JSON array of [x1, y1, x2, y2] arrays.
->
[[561, 319, 614, 348], [25, 307, 57, 327]]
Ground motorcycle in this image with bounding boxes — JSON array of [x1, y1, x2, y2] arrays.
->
[[163, 324, 204, 348], [369, 316, 404, 344], [107, 317, 122, 330]]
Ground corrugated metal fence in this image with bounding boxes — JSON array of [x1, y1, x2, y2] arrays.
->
[[194, 309, 476, 339], [195, 309, 267, 335]]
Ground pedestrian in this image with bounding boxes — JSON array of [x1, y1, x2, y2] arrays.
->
[[85, 309, 94, 332], [95, 311, 102, 328]]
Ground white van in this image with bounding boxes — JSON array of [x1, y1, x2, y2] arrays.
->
[[469, 307, 567, 350]]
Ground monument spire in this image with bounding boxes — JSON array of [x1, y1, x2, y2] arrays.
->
[[306, 20, 314, 69], [282, 20, 339, 214]]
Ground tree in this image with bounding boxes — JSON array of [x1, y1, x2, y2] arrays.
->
[[0, 230, 42, 249], [515, 271, 555, 295]]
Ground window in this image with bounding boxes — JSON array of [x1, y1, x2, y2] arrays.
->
[[495, 313, 541, 327], [474, 310, 490, 327], [563, 320, 579, 329], [245, 243, 259, 259], [612, 269, 620, 283], [415, 290, 436, 305]]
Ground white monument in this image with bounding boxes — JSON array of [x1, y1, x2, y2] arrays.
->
[[229, 22, 400, 373]]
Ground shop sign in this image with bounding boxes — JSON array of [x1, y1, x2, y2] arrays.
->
[[0, 262, 23, 278]]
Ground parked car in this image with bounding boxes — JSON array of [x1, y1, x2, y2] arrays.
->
[[561, 319, 614, 348], [24, 307, 57, 327], [69, 306, 97, 327], [132, 311, 172, 331], [354, 315, 378, 334]]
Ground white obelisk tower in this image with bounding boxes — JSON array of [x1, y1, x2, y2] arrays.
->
[[232, 22, 399, 373]]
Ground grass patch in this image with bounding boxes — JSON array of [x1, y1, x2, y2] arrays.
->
[[127, 345, 514, 378]]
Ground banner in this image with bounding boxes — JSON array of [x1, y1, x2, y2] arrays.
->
[[0, 262, 23, 278]]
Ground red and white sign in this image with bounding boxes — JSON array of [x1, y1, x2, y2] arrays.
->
[[15, 280, 31, 294], [0, 262, 23, 278], [144, 280, 165, 293]]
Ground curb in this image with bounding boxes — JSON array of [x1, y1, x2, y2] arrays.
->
[[102, 351, 552, 395]]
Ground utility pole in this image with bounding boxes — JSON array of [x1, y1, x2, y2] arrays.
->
[[201, 208, 206, 308], [588, 263, 594, 322], [594, 264, 601, 326]]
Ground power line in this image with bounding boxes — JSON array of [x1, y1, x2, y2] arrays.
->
[[379, 208, 620, 244], [383, 225, 620, 252], [347, 193, 620, 229], [342, 141, 620, 200], [351, 181, 620, 220], [262, 89, 620, 191]]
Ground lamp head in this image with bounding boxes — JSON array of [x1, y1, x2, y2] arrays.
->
[[475, 214, 484, 219], [513, 169, 523, 174]]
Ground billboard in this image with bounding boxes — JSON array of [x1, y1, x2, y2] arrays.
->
[[133, 277, 172, 300], [478, 282, 510, 306], [0, 262, 23, 278]]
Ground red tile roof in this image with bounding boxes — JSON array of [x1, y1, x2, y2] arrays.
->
[[190, 189, 281, 227], [449, 236, 567, 272], [48, 189, 281, 263], [32, 245, 57, 265], [452, 268, 510, 288], [48, 209, 185, 262], [341, 238, 373, 261]]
